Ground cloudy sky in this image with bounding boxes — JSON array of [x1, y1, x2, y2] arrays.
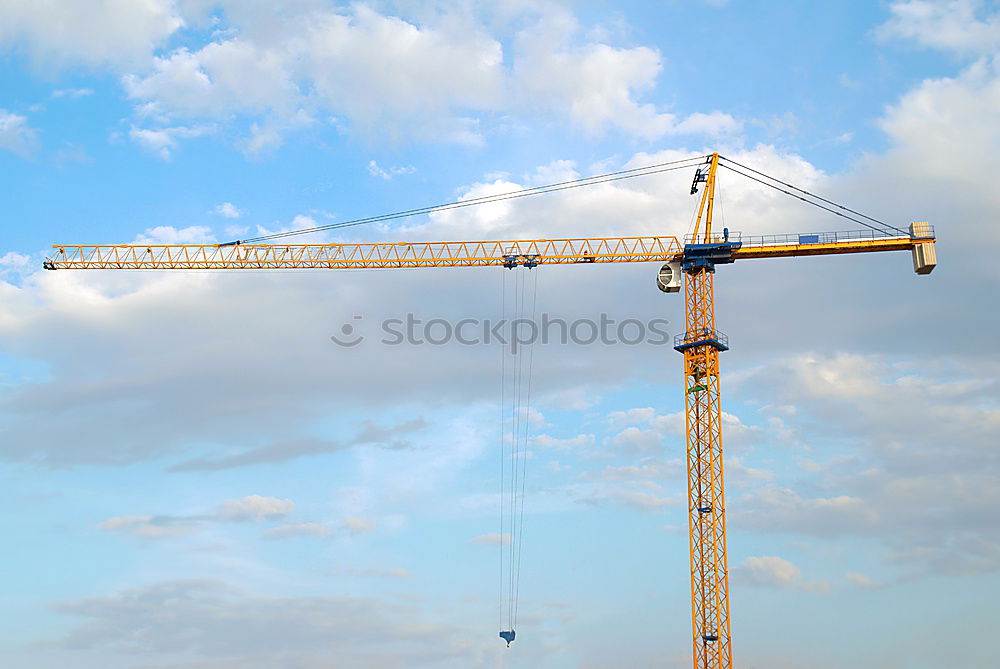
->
[[1, 1, 998, 667]]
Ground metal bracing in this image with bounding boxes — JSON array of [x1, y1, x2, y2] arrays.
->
[[44, 236, 684, 270], [44, 233, 933, 272], [679, 152, 732, 669], [681, 268, 731, 669]]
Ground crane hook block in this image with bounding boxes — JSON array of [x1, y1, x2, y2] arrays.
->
[[499, 630, 516, 647]]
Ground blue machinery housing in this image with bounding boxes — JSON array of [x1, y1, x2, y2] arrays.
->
[[680, 240, 742, 273]]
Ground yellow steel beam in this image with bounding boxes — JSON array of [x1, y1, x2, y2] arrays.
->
[[681, 269, 732, 669], [44, 232, 935, 271], [681, 151, 733, 669], [732, 234, 929, 260], [690, 153, 719, 243], [45, 236, 684, 270]]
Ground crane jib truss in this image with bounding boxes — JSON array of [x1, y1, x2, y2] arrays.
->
[[45, 232, 929, 271], [43, 152, 937, 669]]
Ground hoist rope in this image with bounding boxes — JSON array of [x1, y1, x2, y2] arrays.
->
[[508, 268, 522, 628], [717, 158, 908, 235], [497, 261, 539, 638], [513, 266, 538, 628], [228, 155, 709, 244], [497, 269, 507, 632]]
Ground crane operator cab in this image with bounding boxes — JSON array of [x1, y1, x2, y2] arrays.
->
[[499, 629, 516, 647]]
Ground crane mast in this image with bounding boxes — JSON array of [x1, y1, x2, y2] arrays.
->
[[43, 152, 937, 669], [682, 267, 731, 667], [678, 153, 733, 667]]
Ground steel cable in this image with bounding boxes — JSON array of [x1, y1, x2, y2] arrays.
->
[[230, 156, 709, 244], [717, 158, 907, 235]]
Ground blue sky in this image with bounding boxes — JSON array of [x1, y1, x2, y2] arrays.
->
[[1, 1, 999, 667]]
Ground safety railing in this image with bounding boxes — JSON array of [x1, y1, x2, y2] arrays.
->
[[684, 228, 929, 247], [674, 328, 729, 351]]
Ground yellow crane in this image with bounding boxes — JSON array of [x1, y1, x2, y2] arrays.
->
[[44, 152, 936, 668]]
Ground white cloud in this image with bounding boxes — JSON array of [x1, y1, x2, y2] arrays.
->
[[521, 159, 575, 186], [740, 354, 1000, 457], [98, 514, 196, 539], [887, 534, 1000, 576], [240, 213, 330, 243], [734, 555, 801, 587], [133, 224, 215, 244], [530, 433, 595, 450], [470, 532, 510, 545], [128, 124, 212, 160], [580, 458, 680, 482], [846, 571, 883, 589], [217, 495, 295, 522], [334, 565, 411, 579], [44, 579, 481, 667], [241, 121, 285, 155], [367, 160, 416, 180], [99, 494, 316, 540], [511, 14, 672, 139], [171, 418, 425, 471], [524, 407, 547, 426], [599, 488, 681, 511], [511, 9, 742, 139], [0, 0, 182, 68], [731, 353, 1000, 576], [53, 143, 92, 166], [725, 457, 773, 487], [51, 87, 94, 98], [99, 3, 742, 153], [733, 555, 828, 592], [223, 224, 249, 239], [602, 407, 758, 453], [0, 109, 37, 157], [674, 111, 743, 136], [262, 522, 331, 540], [0, 251, 30, 268], [117, 3, 505, 148], [213, 202, 242, 219], [303, 5, 504, 123], [648, 410, 685, 434], [879, 0, 1000, 55], [877, 56, 1000, 208], [610, 426, 662, 453], [123, 41, 299, 118], [607, 407, 656, 427], [735, 486, 880, 537], [341, 517, 376, 534]]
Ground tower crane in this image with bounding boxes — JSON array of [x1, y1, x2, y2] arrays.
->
[[43, 152, 937, 669]]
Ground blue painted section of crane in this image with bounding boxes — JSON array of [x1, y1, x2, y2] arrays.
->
[[681, 241, 743, 273]]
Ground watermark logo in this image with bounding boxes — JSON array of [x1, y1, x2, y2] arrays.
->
[[330, 315, 365, 347], [330, 313, 671, 353]]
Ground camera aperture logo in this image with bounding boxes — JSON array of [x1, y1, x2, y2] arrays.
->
[[330, 313, 671, 353], [330, 315, 365, 347]]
